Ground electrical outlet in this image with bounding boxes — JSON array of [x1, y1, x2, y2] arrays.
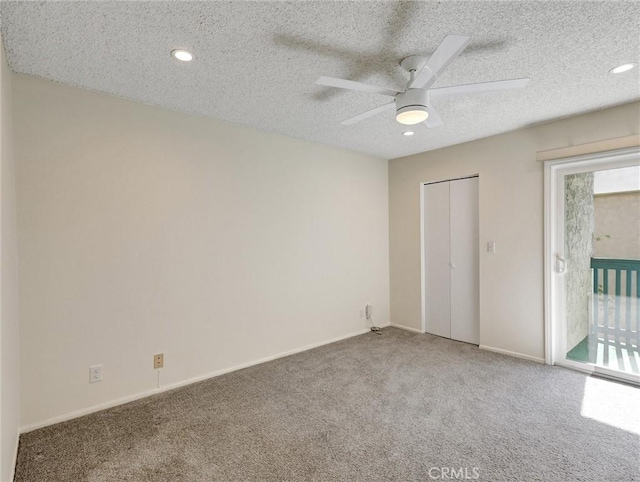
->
[[154, 353, 164, 369], [89, 365, 102, 383]]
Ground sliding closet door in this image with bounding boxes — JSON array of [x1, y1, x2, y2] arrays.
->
[[449, 177, 479, 344], [424, 182, 451, 338]]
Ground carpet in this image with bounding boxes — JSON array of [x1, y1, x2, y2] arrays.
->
[[14, 327, 640, 481]]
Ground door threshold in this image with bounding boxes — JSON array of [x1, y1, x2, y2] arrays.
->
[[556, 359, 640, 386]]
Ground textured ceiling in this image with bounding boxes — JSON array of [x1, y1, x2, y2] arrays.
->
[[1, 1, 639, 159]]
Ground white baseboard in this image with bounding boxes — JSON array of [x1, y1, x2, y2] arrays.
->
[[479, 345, 545, 364], [20, 328, 370, 434], [8, 430, 19, 482], [390, 323, 423, 334]]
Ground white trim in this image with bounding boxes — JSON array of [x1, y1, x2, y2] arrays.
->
[[544, 158, 561, 365], [20, 328, 370, 434], [419, 182, 426, 334], [9, 430, 19, 482], [390, 323, 424, 334], [543, 161, 553, 364], [536, 135, 639, 162], [479, 345, 545, 364], [542, 146, 640, 170], [543, 146, 640, 370]]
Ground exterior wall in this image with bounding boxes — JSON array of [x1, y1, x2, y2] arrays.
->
[[564, 173, 594, 351], [593, 191, 640, 259]]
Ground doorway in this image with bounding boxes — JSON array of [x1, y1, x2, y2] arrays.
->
[[545, 147, 640, 384]]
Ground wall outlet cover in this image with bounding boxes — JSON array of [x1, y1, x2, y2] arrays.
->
[[89, 365, 102, 383], [154, 353, 164, 369]]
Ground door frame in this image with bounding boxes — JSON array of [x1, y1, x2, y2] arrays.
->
[[543, 146, 640, 383], [420, 174, 479, 336]]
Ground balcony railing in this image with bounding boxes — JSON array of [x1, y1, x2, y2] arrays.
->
[[590, 258, 640, 365]]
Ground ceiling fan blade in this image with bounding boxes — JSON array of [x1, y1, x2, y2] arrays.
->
[[425, 106, 444, 128], [316, 76, 400, 97], [340, 102, 395, 125], [410, 35, 471, 89], [429, 78, 531, 99]]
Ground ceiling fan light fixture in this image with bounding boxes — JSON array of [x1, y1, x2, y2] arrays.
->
[[171, 49, 193, 62], [316, 35, 529, 129], [609, 63, 636, 74], [395, 88, 429, 125], [396, 106, 429, 125]]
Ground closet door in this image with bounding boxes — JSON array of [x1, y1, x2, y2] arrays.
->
[[424, 182, 451, 338], [449, 177, 479, 344]]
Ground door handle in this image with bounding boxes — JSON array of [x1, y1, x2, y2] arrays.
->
[[556, 255, 566, 274]]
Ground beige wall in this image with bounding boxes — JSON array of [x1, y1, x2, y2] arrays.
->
[[389, 102, 640, 360], [14, 75, 390, 429], [0, 36, 20, 482], [593, 191, 640, 259]]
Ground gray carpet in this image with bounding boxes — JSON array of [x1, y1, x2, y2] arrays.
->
[[14, 328, 640, 481]]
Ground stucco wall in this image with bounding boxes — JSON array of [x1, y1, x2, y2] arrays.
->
[[564, 173, 594, 351], [593, 191, 640, 259]]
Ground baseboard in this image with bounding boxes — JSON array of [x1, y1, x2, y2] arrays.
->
[[20, 327, 370, 434], [479, 345, 545, 364], [390, 323, 423, 334], [7, 430, 19, 482]]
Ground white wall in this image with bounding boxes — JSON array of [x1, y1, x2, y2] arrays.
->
[[14, 74, 390, 429], [389, 102, 640, 361], [0, 35, 20, 482]]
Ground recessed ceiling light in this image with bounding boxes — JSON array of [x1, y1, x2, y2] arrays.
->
[[609, 63, 636, 74], [171, 49, 193, 62], [402, 131, 415, 136]]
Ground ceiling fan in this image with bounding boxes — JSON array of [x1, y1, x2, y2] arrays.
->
[[316, 35, 530, 128]]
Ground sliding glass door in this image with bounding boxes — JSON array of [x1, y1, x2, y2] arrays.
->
[[545, 147, 640, 384]]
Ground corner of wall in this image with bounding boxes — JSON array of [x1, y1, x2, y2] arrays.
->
[[13, 74, 390, 430], [0, 32, 20, 482]]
